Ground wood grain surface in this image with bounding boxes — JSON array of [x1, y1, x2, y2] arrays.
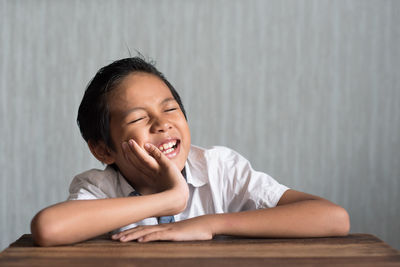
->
[[0, 234, 399, 266], [1, 0, 400, 253]]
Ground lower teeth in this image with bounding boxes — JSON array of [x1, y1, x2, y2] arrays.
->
[[163, 147, 174, 154]]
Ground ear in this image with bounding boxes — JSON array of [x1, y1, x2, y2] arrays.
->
[[88, 140, 115, 165]]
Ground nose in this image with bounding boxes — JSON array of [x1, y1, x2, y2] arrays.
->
[[150, 118, 173, 133]]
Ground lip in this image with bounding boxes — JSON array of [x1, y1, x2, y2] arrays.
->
[[155, 138, 181, 159], [155, 138, 179, 148]]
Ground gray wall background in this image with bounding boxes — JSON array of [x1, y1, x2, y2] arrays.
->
[[1, 0, 399, 251]]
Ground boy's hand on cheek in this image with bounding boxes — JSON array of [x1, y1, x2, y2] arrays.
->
[[122, 139, 188, 197], [111, 216, 214, 243]]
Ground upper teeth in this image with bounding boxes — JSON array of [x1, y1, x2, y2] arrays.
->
[[159, 140, 177, 152]]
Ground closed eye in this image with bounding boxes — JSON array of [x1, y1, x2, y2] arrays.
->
[[165, 108, 177, 112], [129, 117, 145, 124]]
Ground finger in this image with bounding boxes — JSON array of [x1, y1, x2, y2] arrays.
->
[[128, 139, 158, 169], [122, 141, 130, 161], [111, 225, 145, 240], [122, 140, 159, 179], [122, 141, 143, 166], [143, 143, 172, 168], [138, 229, 175, 242], [119, 226, 165, 242]]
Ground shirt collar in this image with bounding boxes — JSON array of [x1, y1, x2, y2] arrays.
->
[[115, 169, 135, 197], [185, 154, 208, 188]]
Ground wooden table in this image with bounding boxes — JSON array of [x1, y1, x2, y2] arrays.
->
[[0, 234, 399, 266]]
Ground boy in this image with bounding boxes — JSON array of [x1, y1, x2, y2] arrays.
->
[[31, 57, 350, 246]]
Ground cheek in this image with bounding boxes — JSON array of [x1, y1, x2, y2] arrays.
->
[[181, 122, 191, 144], [123, 130, 148, 148], [179, 123, 191, 158]]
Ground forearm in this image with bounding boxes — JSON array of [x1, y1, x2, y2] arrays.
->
[[31, 189, 186, 246], [208, 200, 350, 238]]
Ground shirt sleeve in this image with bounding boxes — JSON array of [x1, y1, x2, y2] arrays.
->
[[217, 147, 290, 212], [67, 169, 110, 200], [67, 168, 159, 234]]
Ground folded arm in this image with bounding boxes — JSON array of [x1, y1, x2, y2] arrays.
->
[[31, 188, 187, 246], [31, 141, 189, 246], [112, 189, 350, 242]]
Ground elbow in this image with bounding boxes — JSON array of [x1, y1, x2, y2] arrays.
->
[[31, 209, 61, 247], [174, 192, 188, 214], [170, 185, 189, 215], [330, 205, 351, 236]]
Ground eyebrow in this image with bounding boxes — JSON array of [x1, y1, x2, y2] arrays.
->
[[123, 97, 177, 117]]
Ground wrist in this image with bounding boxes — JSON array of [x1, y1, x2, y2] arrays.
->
[[159, 186, 188, 215], [172, 176, 189, 209], [204, 213, 227, 237]]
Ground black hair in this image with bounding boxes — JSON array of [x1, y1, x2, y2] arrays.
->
[[77, 57, 187, 151]]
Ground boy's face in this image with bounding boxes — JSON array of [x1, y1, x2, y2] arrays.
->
[[105, 72, 191, 177]]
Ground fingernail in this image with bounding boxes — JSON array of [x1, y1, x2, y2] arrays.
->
[[138, 237, 143, 242], [144, 143, 151, 149], [120, 236, 126, 241], [122, 142, 128, 150]]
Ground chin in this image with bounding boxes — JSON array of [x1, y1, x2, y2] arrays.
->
[[173, 159, 186, 172]]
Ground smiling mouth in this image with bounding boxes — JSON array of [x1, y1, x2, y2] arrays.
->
[[158, 139, 180, 157]]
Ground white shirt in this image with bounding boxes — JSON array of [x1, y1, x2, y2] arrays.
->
[[68, 145, 289, 233]]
